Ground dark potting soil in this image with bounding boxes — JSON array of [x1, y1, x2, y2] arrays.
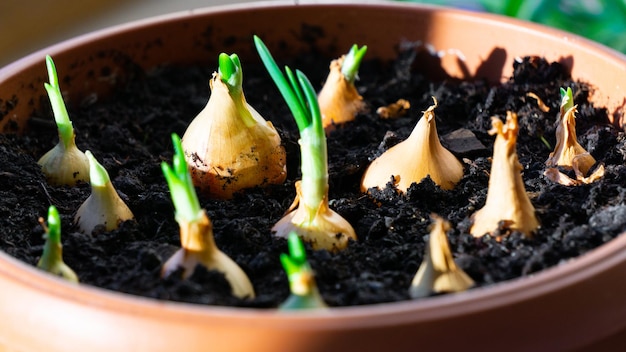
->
[[1, 51, 625, 309]]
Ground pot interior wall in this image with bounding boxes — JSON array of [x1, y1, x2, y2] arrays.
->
[[1, 2, 625, 134]]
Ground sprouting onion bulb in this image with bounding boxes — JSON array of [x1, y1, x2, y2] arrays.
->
[[470, 112, 539, 238], [361, 97, 464, 193], [545, 87, 600, 179], [409, 214, 473, 299], [279, 232, 327, 310], [255, 35, 357, 252], [317, 44, 367, 132], [37, 55, 89, 186], [74, 151, 134, 234], [181, 52, 286, 199], [37, 205, 78, 282], [161, 133, 255, 299]]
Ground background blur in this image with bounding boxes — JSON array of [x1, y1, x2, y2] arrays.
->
[[2, 0, 625, 68]]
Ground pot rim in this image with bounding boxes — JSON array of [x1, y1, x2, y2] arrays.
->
[[0, 0, 624, 329]]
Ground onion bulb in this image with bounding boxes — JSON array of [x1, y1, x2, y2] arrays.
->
[[37, 205, 78, 282], [162, 134, 255, 299], [470, 112, 539, 238], [38, 55, 89, 186], [255, 36, 357, 252], [161, 210, 255, 299], [182, 53, 286, 199], [410, 214, 473, 299], [545, 104, 596, 176], [361, 97, 464, 193], [272, 181, 357, 252], [318, 44, 367, 132], [74, 151, 134, 234]]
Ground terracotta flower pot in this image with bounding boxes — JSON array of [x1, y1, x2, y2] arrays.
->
[[0, 1, 625, 351]]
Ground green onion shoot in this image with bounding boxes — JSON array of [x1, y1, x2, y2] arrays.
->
[[161, 133, 255, 299], [37, 205, 78, 282], [559, 87, 574, 118], [254, 35, 357, 252], [279, 232, 327, 310], [74, 151, 134, 234], [37, 55, 89, 186], [317, 44, 367, 131], [181, 52, 286, 199]]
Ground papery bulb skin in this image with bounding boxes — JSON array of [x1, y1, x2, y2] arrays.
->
[[361, 98, 464, 193], [318, 55, 365, 132], [470, 112, 539, 238], [74, 182, 134, 234], [161, 211, 255, 299], [272, 182, 356, 252], [38, 137, 90, 186], [546, 105, 596, 175], [410, 215, 474, 299], [182, 72, 286, 199], [74, 151, 134, 234]]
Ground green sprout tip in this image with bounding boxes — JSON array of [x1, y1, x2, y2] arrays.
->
[[280, 232, 308, 279], [45, 55, 74, 148], [341, 44, 367, 83], [253, 35, 320, 133], [560, 87, 573, 113], [218, 53, 243, 91], [279, 232, 327, 310], [37, 205, 78, 282], [85, 151, 110, 187], [161, 133, 202, 223]]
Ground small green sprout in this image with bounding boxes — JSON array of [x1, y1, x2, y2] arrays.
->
[[279, 232, 327, 310], [254, 36, 356, 252], [74, 151, 134, 234], [539, 135, 552, 150], [161, 133, 255, 299], [37, 205, 78, 282], [559, 87, 573, 118], [181, 52, 286, 199], [544, 87, 604, 185], [341, 44, 368, 84], [37, 55, 90, 186], [318, 44, 367, 130]]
